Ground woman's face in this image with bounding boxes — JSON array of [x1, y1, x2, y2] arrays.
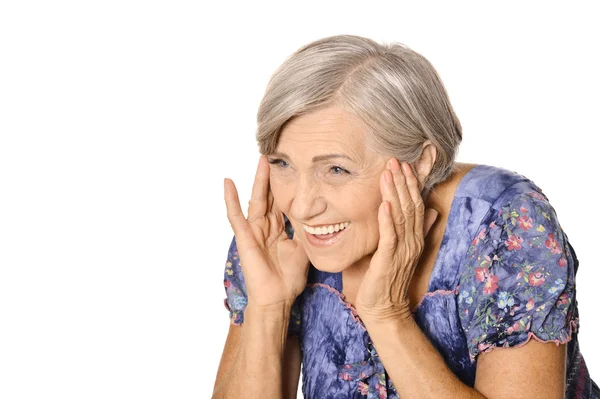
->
[[268, 104, 389, 273]]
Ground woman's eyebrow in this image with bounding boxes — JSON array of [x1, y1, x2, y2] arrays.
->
[[271, 151, 355, 163]]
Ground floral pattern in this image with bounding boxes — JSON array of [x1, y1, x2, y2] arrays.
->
[[458, 190, 578, 363]]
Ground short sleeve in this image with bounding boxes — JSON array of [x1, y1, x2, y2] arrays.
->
[[458, 188, 579, 363], [223, 236, 247, 326], [223, 215, 302, 334]]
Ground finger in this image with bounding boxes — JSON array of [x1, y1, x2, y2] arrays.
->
[[389, 158, 415, 237], [380, 168, 403, 236], [401, 161, 424, 236], [224, 178, 259, 253], [373, 200, 397, 273], [247, 155, 270, 222]]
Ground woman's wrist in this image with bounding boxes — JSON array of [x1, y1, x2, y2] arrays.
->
[[356, 302, 413, 327], [241, 301, 293, 361], [244, 300, 293, 327]]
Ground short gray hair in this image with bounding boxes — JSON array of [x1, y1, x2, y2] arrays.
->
[[256, 34, 462, 191]]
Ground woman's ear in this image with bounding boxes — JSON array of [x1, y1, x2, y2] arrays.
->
[[414, 141, 437, 191]]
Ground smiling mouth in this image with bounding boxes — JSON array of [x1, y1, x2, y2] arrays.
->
[[303, 222, 350, 247], [302, 222, 350, 235]]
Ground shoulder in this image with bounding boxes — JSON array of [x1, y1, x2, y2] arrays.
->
[[454, 163, 546, 208], [453, 163, 565, 257], [455, 166, 578, 362]]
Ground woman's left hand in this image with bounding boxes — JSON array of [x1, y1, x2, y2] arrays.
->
[[355, 157, 438, 323]]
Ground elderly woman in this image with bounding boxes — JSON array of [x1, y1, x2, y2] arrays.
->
[[212, 35, 599, 398]]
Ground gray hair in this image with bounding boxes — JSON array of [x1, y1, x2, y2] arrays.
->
[[256, 34, 462, 191]]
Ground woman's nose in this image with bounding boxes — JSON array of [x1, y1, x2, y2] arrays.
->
[[288, 180, 326, 222]]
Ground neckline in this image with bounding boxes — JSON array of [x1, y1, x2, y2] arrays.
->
[[336, 163, 484, 315]]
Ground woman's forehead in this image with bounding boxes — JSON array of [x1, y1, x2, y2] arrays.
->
[[282, 105, 366, 134], [277, 107, 371, 159], [276, 129, 367, 162]]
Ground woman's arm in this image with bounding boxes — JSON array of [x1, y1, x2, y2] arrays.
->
[[282, 335, 302, 398], [364, 316, 565, 398], [215, 157, 308, 397], [212, 303, 301, 398]]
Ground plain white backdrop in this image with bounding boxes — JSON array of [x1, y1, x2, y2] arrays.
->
[[1, 1, 598, 398]]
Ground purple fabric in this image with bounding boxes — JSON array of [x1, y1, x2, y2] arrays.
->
[[223, 164, 599, 398]]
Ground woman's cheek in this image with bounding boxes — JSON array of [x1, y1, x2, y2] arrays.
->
[[269, 176, 294, 210]]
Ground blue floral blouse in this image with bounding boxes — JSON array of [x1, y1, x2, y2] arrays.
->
[[223, 164, 599, 398]]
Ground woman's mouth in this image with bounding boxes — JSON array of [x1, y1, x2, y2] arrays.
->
[[302, 222, 350, 247]]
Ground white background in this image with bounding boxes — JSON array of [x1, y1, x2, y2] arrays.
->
[[1, 1, 598, 398]]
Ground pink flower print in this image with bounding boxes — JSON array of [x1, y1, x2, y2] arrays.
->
[[526, 298, 535, 310], [357, 381, 369, 395], [530, 192, 545, 201], [520, 206, 529, 213], [489, 221, 497, 229], [558, 257, 567, 268], [528, 271, 546, 287], [558, 293, 569, 306], [508, 321, 520, 334], [224, 280, 231, 288], [472, 228, 487, 245], [476, 267, 499, 294], [483, 274, 499, 295], [518, 216, 533, 231], [478, 342, 492, 352], [545, 233, 562, 255], [339, 372, 352, 381], [475, 267, 489, 282], [378, 383, 387, 398], [506, 234, 524, 250]]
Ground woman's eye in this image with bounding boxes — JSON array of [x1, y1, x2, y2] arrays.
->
[[330, 166, 349, 175], [268, 158, 289, 168]]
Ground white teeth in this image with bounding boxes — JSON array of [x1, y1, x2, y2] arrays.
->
[[303, 222, 350, 235]]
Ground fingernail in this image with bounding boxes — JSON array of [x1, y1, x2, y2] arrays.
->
[[390, 158, 401, 172], [402, 162, 411, 174], [383, 201, 390, 214], [384, 170, 393, 184]]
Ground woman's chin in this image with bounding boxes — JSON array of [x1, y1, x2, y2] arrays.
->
[[308, 257, 350, 273]]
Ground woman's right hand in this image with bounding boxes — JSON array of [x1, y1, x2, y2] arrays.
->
[[223, 155, 309, 310]]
